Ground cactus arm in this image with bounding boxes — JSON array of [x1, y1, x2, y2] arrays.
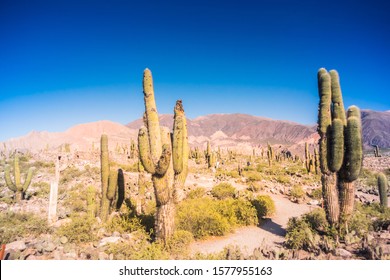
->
[[4, 164, 17, 192], [143, 68, 162, 165], [329, 70, 346, 125], [106, 169, 118, 201], [172, 100, 185, 174], [22, 167, 34, 192], [14, 156, 21, 189], [116, 169, 125, 210], [155, 144, 171, 175], [317, 69, 332, 174], [329, 119, 344, 172], [138, 126, 156, 174], [342, 115, 362, 181]]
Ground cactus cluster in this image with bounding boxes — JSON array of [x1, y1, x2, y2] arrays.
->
[[304, 143, 318, 174], [317, 68, 363, 229], [100, 134, 125, 222], [377, 173, 388, 208], [4, 155, 34, 201], [205, 141, 216, 168], [138, 68, 189, 243]]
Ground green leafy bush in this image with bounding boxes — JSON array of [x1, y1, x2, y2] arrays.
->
[[32, 181, 51, 198], [243, 171, 262, 182], [285, 217, 316, 250], [211, 182, 236, 199], [251, 195, 276, 219]]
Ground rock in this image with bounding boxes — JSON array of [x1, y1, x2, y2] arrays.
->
[[98, 252, 109, 260], [60, 236, 68, 244], [308, 200, 319, 206], [26, 255, 38, 260], [5, 249, 21, 260], [335, 248, 352, 258], [52, 218, 72, 228], [64, 249, 78, 259], [20, 248, 37, 260], [53, 250, 63, 260], [7, 240, 26, 252], [379, 232, 390, 239], [112, 231, 121, 237], [99, 236, 121, 247], [43, 242, 57, 252]]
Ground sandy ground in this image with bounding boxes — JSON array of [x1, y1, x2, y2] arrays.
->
[[190, 193, 316, 255]]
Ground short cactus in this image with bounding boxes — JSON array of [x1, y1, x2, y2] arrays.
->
[[377, 173, 388, 208], [317, 68, 363, 229], [4, 155, 34, 201]]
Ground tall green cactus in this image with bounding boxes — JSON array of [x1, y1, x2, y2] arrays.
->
[[138, 68, 188, 243], [377, 173, 388, 208], [317, 68, 363, 230], [100, 134, 125, 222], [4, 155, 33, 201]]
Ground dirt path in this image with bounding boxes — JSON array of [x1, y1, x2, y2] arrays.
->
[[190, 193, 316, 256]]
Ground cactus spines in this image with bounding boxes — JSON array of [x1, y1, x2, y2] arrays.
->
[[377, 173, 388, 208], [4, 155, 33, 201], [138, 69, 188, 243], [317, 68, 363, 230]]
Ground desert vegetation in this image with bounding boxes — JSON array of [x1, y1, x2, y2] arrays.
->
[[0, 68, 389, 260]]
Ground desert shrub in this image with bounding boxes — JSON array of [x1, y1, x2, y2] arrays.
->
[[290, 185, 305, 201], [63, 183, 87, 212], [166, 230, 194, 258], [56, 213, 97, 243], [187, 187, 206, 199], [176, 198, 230, 238], [285, 217, 317, 250], [246, 182, 263, 193], [32, 181, 51, 198], [304, 208, 328, 232], [310, 187, 322, 200], [106, 215, 145, 234], [211, 182, 236, 199], [60, 166, 85, 184], [251, 195, 276, 219], [31, 160, 55, 169], [176, 197, 257, 239], [106, 230, 169, 260], [215, 169, 240, 179], [0, 212, 50, 244], [274, 174, 291, 184], [243, 171, 262, 182]]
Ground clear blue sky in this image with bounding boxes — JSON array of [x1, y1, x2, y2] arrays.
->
[[1, 0, 389, 141]]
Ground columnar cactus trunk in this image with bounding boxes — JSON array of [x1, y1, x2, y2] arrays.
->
[[138, 69, 188, 244], [377, 173, 388, 208], [317, 68, 363, 230], [100, 134, 124, 222], [4, 155, 34, 202]]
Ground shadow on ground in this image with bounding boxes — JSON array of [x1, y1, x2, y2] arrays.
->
[[259, 218, 286, 237]]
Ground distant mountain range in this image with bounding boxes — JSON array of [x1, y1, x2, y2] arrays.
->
[[1, 110, 389, 154]]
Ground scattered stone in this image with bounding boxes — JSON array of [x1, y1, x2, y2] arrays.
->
[[308, 200, 319, 206], [6, 240, 26, 252], [99, 236, 121, 247], [43, 242, 57, 252], [335, 248, 352, 258], [98, 252, 109, 260], [60, 236, 68, 244], [379, 232, 390, 239], [52, 218, 72, 228], [113, 231, 121, 237]]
